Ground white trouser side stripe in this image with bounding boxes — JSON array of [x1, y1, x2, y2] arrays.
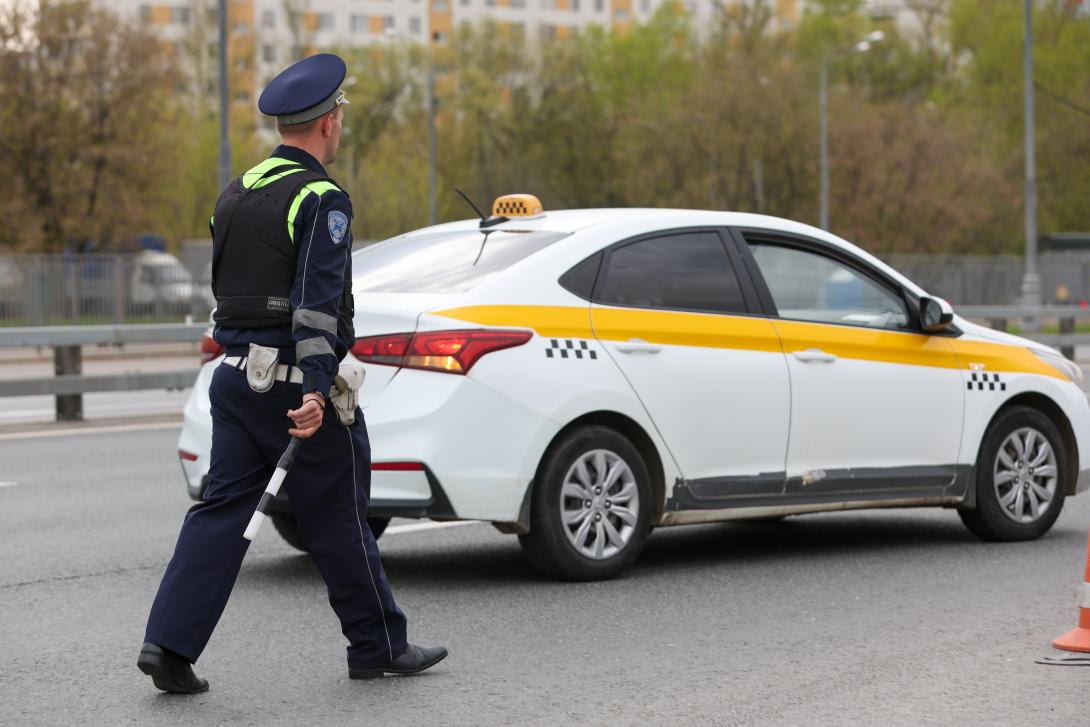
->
[[346, 427, 394, 661]]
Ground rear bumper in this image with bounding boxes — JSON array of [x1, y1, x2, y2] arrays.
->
[[193, 466, 458, 520]]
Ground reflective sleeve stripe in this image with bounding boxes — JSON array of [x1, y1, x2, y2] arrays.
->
[[1080, 582, 1090, 609], [292, 308, 338, 335], [286, 181, 343, 244], [296, 336, 334, 360]]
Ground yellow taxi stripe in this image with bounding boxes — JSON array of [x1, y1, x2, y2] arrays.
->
[[430, 305, 594, 339], [430, 304, 1062, 378], [772, 319, 957, 369], [592, 308, 782, 354], [948, 339, 1064, 379]]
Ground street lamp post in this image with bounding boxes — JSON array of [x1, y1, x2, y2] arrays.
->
[[818, 31, 884, 231], [217, 0, 231, 192], [1021, 0, 1042, 313], [388, 30, 439, 226]]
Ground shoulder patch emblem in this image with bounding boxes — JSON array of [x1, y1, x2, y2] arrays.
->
[[327, 210, 349, 244]]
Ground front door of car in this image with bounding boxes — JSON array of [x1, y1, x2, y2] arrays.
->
[[736, 232, 966, 500], [588, 229, 792, 511]]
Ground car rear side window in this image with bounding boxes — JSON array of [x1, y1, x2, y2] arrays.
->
[[559, 253, 602, 300], [353, 229, 570, 294], [596, 232, 746, 314]]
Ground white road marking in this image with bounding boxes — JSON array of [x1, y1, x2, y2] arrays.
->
[[384, 520, 484, 536], [0, 421, 181, 442], [0, 481, 16, 488]]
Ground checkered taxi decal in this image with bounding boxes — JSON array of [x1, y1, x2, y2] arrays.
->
[[546, 339, 598, 360], [968, 372, 1006, 392]]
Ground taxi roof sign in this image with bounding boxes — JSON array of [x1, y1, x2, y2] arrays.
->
[[492, 194, 544, 220]]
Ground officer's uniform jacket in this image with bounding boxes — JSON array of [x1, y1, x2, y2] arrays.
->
[[212, 144, 352, 398]]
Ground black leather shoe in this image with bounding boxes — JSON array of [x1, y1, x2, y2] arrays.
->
[[137, 643, 209, 694], [349, 644, 448, 680]]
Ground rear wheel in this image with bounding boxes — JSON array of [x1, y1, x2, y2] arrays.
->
[[959, 406, 1067, 541], [519, 426, 653, 581], [271, 512, 390, 551]]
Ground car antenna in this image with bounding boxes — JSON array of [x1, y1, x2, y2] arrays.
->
[[454, 188, 502, 265], [455, 187, 509, 230], [454, 188, 486, 221]]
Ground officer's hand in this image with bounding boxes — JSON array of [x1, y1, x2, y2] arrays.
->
[[287, 395, 325, 438]]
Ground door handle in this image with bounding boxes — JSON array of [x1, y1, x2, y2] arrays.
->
[[616, 338, 661, 354], [793, 348, 837, 363]]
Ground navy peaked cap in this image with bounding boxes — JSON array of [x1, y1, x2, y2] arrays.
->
[[258, 53, 348, 125]]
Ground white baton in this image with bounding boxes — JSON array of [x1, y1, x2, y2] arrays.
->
[[243, 437, 303, 541]]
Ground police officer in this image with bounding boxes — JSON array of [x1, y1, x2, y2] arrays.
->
[[137, 53, 446, 694]]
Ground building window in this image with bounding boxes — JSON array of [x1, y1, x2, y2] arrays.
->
[[317, 12, 334, 31], [262, 10, 275, 28], [510, 0, 525, 7], [262, 44, 276, 63], [571, 0, 580, 10], [433, 0, 449, 10], [460, 0, 470, 5], [485, 0, 495, 6], [639, 0, 649, 11], [384, 15, 395, 30], [170, 6, 190, 24], [409, 16, 422, 33], [541, 0, 555, 8], [351, 14, 367, 32], [615, 8, 629, 19], [540, 23, 556, 40], [594, 0, 603, 11], [432, 30, 448, 43], [138, 4, 152, 22], [231, 21, 250, 33]]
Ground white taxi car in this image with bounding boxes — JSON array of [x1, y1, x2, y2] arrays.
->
[[178, 195, 1090, 580]]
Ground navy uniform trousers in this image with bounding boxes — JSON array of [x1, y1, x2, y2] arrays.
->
[[145, 362, 409, 669]]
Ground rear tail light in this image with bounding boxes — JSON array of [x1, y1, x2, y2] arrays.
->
[[200, 328, 224, 364], [371, 462, 425, 471], [351, 329, 532, 375]]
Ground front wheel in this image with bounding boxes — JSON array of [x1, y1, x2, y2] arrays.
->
[[958, 406, 1067, 541], [519, 426, 653, 581]]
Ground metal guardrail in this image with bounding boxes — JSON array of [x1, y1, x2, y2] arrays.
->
[[955, 306, 1090, 359], [0, 323, 206, 421]]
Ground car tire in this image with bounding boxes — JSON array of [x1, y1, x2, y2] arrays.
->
[[518, 426, 653, 581], [271, 512, 390, 552], [958, 406, 1067, 542]]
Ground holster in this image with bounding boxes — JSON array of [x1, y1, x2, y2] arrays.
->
[[246, 343, 280, 393], [329, 361, 366, 425]]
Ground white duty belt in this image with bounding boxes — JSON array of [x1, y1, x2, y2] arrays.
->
[[222, 355, 304, 384]]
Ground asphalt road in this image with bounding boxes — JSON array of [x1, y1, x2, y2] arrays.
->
[[2, 426, 1089, 726]]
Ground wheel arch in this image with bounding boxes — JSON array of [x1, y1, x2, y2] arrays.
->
[[984, 393, 1080, 496], [528, 411, 667, 527]]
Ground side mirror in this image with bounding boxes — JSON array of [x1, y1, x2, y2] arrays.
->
[[920, 295, 954, 333]]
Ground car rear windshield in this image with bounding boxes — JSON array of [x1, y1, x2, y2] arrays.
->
[[353, 229, 570, 294]]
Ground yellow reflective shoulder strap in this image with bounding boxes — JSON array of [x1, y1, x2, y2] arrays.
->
[[286, 181, 343, 244]]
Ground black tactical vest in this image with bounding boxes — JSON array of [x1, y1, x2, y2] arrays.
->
[[211, 163, 355, 348]]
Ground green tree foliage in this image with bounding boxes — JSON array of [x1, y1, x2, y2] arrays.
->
[[0, 0, 1087, 255], [0, 0, 179, 251]]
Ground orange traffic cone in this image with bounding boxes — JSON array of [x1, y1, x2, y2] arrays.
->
[[1053, 533, 1090, 652], [1043, 533, 1090, 664]]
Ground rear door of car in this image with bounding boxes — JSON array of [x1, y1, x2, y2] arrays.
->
[[588, 228, 792, 511], [731, 228, 966, 501]]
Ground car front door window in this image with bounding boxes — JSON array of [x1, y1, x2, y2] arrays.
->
[[750, 244, 909, 331]]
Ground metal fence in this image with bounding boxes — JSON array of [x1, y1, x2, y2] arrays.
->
[[4, 248, 1090, 326], [886, 253, 1090, 306], [0, 248, 214, 326]]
